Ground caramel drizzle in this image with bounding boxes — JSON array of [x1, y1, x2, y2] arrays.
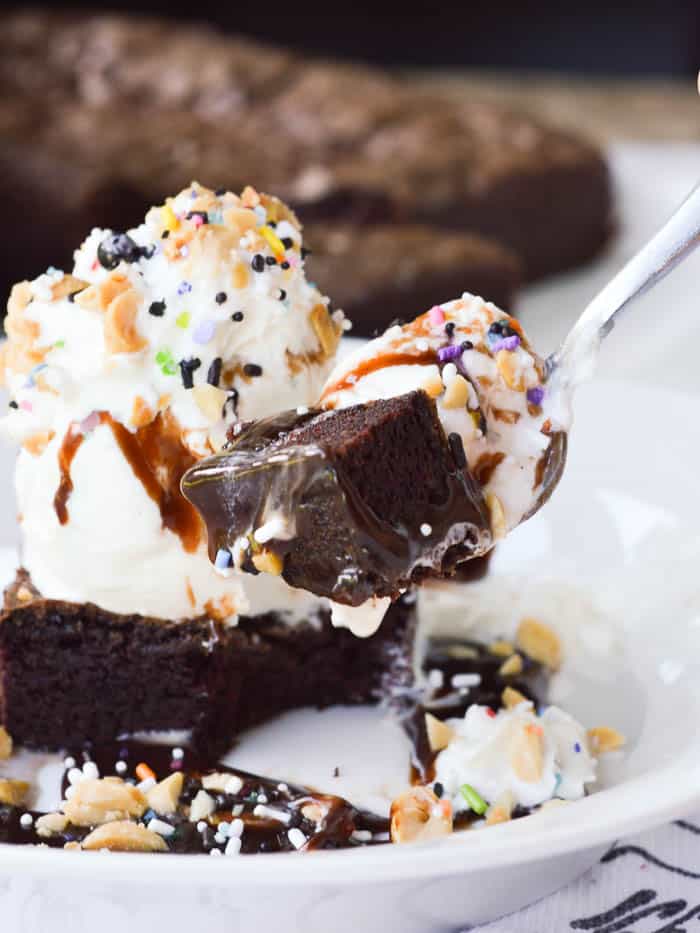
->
[[472, 451, 506, 487], [322, 349, 437, 400], [53, 412, 202, 552], [54, 427, 86, 525]]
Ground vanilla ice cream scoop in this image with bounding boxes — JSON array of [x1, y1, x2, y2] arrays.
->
[[1, 182, 344, 622], [321, 293, 564, 537]]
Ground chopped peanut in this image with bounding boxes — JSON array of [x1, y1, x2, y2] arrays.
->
[[510, 725, 544, 783], [251, 550, 284, 576], [587, 726, 625, 756], [309, 304, 341, 359], [62, 778, 147, 827], [390, 786, 453, 844], [146, 772, 184, 816], [425, 713, 455, 753], [499, 654, 524, 678], [502, 686, 528, 709], [442, 374, 470, 409], [485, 492, 506, 540], [82, 820, 168, 853], [22, 430, 55, 457], [517, 618, 561, 670], [104, 290, 147, 354]]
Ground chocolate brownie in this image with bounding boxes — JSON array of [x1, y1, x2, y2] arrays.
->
[[0, 571, 415, 754], [0, 11, 612, 331], [305, 224, 521, 335], [182, 391, 491, 606]]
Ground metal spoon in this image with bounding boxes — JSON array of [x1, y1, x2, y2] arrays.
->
[[546, 180, 700, 390], [531, 180, 700, 515]]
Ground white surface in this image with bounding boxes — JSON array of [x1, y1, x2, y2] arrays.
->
[[1, 143, 700, 932]]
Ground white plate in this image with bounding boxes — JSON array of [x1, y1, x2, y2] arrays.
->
[[2, 144, 700, 932]]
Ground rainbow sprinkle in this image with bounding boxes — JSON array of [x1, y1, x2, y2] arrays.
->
[[460, 784, 488, 816], [260, 225, 286, 258], [193, 320, 216, 344], [176, 312, 191, 329], [526, 386, 545, 406], [155, 349, 177, 376], [492, 335, 521, 353], [428, 305, 445, 325], [437, 345, 462, 363]]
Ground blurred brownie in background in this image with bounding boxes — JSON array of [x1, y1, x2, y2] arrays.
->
[[305, 225, 521, 333], [0, 12, 612, 334]]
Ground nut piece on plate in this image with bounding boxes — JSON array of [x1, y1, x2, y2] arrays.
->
[[425, 713, 455, 753], [81, 820, 168, 853], [35, 812, 69, 838], [390, 786, 453, 844], [146, 772, 184, 815], [62, 778, 147, 827]]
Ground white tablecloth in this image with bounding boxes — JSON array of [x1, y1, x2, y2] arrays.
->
[[476, 815, 700, 932]]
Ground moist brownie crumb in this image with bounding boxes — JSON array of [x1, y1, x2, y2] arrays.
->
[[0, 571, 415, 755]]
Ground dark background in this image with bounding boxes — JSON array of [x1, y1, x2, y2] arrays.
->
[[31, 0, 700, 74]]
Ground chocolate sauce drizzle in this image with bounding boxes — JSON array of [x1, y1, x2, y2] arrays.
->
[[182, 397, 492, 606], [53, 412, 202, 551], [0, 632, 544, 855]]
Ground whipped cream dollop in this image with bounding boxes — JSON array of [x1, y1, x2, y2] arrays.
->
[[321, 294, 561, 536], [1, 183, 343, 622], [434, 701, 596, 813]]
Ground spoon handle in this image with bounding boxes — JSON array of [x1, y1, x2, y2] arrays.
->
[[549, 180, 700, 387]]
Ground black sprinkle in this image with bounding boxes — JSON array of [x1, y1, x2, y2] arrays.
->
[[445, 322, 456, 337], [232, 311, 244, 322], [222, 389, 239, 419], [215, 292, 227, 305], [214, 187, 226, 197], [448, 432, 467, 469], [186, 210, 209, 224], [265, 256, 277, 266], [207, 357, 222, 387], [179, 357, 202, 390], [488, 320, 518, 340], [461, 340, 473, 351], [301, 247, 312, 259], [281, 237, 293, 250], [97, 233, 148, 270], [161, 230, 170, 239], [280, 261, 290, 270], [332, 767, 340, 778], [433, 782, 444, 798], [243, 363, 263, 378], [276, 289, 287, 301], [288, 809, 303, 829], [148, 300, 166, 317], [8, 400, 18, 409], [251, 254, 266, 273], [67, 292, 76, 303]]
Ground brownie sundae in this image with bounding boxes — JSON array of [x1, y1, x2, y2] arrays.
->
[[0, 183, 623, 857]]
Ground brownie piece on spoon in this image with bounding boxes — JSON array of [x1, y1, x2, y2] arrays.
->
[[182, 391, 493, 617]]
